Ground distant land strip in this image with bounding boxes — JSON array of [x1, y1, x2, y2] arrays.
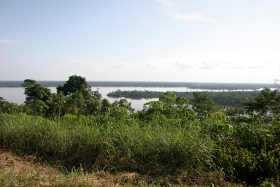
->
[[0, 81, 276, 90], [107, 90, 260, 106]]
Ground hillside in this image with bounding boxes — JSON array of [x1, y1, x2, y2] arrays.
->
[[0, 149, 148, 187]]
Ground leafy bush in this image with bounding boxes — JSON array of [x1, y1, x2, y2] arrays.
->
[[215, 121, 280, 184]]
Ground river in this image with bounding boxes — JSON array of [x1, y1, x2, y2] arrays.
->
[[0, 87, 194, 110], [0, 86, 272, 110]]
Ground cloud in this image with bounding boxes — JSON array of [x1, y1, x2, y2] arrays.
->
[[167, 12, 220, 24], [156, 0, 175, 8], [107, 62, 130, 69], [174, 60, 261, 70], [200, 62, 220, 69], [174, 61, 198, 69], [145, 64, 164, 70], [247, 65, 264, 69], [0, 39, 18, 44], [155, 0, 220, 24], [226, 64, 247, 69], [75, 61, 88, 66], [175, 61, 221, 69]]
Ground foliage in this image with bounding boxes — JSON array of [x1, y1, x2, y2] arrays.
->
[[108, 90, 258, 106], [0, 113, 215, 180], [0, 97, 20, 114], [139, 92, 195, 122], [191, 92, 217, 117], [243, 88, 280, 115], [2, 76, 280, 186], [55, 75, 104, 117], [20, 76, 106, 117], [57, 75, 92, 98], [21, 79, 54, 116], [215, 120, 280, 185]]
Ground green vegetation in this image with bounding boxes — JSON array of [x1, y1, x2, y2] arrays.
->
[[1, 75, 280, 186], [107, 90, 259, 106]]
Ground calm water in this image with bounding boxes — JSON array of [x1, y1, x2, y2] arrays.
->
[[0, 87, 193, 110], [0, 86, 267, 110]]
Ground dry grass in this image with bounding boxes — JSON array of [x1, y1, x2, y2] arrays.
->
[[0, 149, 236, 187], [0, 149, 178, 186], [0, 149, 141, 187]]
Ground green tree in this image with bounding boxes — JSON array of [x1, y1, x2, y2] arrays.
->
[[243, 88, 280, 115], [142, 92, 195, 121], [0, 97, 19, 114], [57, 75, 92, 98], [100, 98, 112, 115], [64, 92, 85, 115], [0, 96, 5, 103], [46, 91, 66, 118], [191, 92, 216, 117], [112, 98, 134, 114], [85, 91, 102, 116], [21, 79, 53, 116], [56, 75, 102, 116]]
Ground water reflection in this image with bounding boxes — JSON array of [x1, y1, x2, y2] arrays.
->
[[0, 86, 270, 111], [0, 87, 160, 110]]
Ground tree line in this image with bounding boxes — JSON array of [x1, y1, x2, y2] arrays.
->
[[0, 75, 280, 118], [107, 89, 259, 106]]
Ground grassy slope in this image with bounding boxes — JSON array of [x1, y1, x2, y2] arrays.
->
[[0, 149, 153, 187], [0, 149, 233, 187], [3, 112, 280, 186], [0, 114, 235, 186]]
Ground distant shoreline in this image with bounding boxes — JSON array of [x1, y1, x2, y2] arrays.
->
[[0, 81, 275, 90]]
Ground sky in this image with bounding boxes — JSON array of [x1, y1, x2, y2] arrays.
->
[[0, 0, 279, 83]]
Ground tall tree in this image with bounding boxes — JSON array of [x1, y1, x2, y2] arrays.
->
[[21, 79, 53, 116], [243, 88, 280, 115], [57, 75, 92, 98], [56, 75, 102, 116], [191, 92, 216, 117], [142, 92, 194, 121]]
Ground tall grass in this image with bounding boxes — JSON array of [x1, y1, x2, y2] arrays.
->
[[2, 113, 280, 185], [0, 113, 215, 178]]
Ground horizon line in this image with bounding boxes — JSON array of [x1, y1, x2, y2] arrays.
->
[[0, 80, 276, 84]]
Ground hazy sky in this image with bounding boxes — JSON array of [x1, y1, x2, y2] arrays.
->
[[0, 0, 279, 83]]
